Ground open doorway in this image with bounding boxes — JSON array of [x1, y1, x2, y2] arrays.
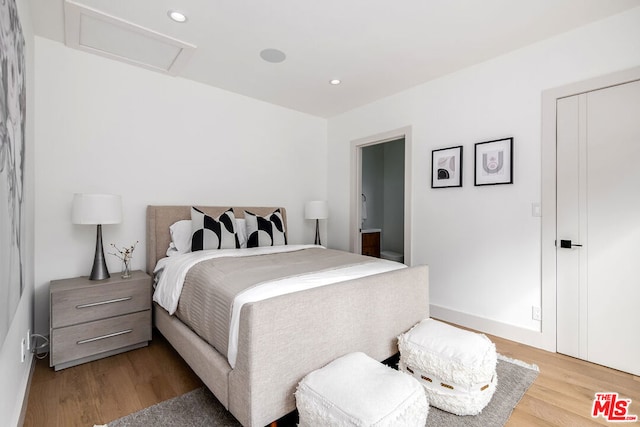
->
[[361, 139, 405, 261], [350, 127, 412, 265]]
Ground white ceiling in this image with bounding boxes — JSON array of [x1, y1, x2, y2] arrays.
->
[[27, 0, 640, 117]]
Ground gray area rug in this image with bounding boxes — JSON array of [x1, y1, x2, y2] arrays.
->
[[107, 355, 538, 427]]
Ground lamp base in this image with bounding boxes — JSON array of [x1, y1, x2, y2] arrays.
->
[[89, 224, 110, 280], [314, 219, 322, 246]]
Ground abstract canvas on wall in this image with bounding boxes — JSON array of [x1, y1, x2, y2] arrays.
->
[[474, 138, 513, 186], [431, 145, 463, 188], [0, 0, 26, 346]]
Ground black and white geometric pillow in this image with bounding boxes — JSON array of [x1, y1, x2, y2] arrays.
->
[[191, 207, 240, 251], [245, 209, 287, 248]]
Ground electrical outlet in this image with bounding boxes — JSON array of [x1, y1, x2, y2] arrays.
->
[[21, 338, 26, 362], [26, 329, 30, 351], [532, 306, 542, 321]]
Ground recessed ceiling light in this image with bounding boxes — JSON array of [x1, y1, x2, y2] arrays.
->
[[260, 48, 286, 63], [329, 79, 341, 85], [168, 10, 187, 23]]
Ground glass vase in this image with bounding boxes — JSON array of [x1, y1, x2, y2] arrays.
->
[[121, 258, 132, 279]]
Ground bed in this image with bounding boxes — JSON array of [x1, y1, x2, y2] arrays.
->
[[146, 205, 429, 427]]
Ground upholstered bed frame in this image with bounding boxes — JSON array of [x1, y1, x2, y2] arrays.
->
[[146, 205, 429, 427]]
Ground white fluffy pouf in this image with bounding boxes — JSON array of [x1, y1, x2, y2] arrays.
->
[[398, 318, 497, 416], [295, 352, 429, 427]]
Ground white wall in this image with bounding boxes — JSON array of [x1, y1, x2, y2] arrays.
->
[[327, 7, 640, 349], [0, 0, 35, 425], [33, 37, 327, 336]]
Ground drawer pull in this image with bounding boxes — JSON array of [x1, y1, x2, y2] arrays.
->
[[77, 329, 132, 345], [76, 296, 132, 309]]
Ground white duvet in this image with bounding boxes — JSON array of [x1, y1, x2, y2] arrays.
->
[[153, 245, 406, 368]]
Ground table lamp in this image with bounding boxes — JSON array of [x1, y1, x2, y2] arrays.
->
[[304, 201, 328, 245], [72, 193, 122, 280]]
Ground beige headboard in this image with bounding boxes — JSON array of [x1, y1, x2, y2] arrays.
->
[[146, 206, 287, 275]]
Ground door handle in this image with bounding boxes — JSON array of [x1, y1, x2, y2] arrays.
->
[[559, 239, 583, 248]]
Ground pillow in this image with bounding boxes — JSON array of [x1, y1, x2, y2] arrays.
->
[[166, 219, 193, 256], [236, 218, 248, 249], [191, 207, 240, 251], [245, 209, 287, 248]]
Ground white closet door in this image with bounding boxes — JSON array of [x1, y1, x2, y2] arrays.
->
[[556, 94, 587, 360], [556, 79, 640, 376]]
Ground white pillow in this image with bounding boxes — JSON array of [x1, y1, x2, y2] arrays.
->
[[236, 218, 248, 249], [166, 219, 193, 256]]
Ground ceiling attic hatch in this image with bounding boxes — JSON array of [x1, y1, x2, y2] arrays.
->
[[64, 0, 196, 75]]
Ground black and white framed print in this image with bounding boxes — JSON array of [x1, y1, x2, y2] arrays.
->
[[0, 0, 26, 346], [431, 146, 463, 188], [474, 138, 513, 186]]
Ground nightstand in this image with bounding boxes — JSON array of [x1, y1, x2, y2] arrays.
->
[[50, 270, 152, 370]]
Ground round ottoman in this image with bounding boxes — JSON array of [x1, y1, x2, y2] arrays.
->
[[398, 318, 497, 416]]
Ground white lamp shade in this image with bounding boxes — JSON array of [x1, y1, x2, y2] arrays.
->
[[72, 193, 123, 225], [305, 201, 328, 220]]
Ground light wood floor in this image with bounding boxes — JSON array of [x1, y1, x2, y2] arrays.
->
[[23, 328, 639, 427]]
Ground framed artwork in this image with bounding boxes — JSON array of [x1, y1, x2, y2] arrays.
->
[[431, 146, 463, 188], [0, 0, 26, 346], [474, 138, 513, 186]]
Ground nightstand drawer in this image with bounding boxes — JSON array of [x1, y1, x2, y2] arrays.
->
[[51, 310, 151, 366], [51, 279, 150, 328]]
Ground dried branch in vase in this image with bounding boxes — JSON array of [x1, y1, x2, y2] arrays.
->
[[110, 241, 138, 278], [109, 241, 139, 262]]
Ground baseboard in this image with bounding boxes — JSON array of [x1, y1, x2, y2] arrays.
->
[[430, 304, 555, 352], [15, 354, 35, 427]]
